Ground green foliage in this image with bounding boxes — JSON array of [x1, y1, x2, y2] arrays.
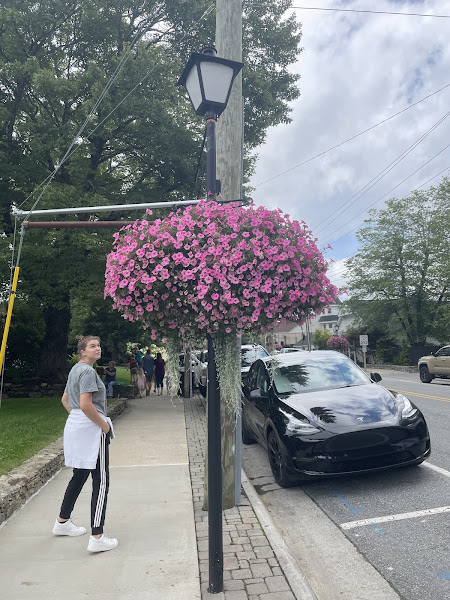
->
[[393, 348, 411, 366], [375, 347, 394, 364], [345, 180, 450, 346], [0, 0, 302, 381], [0, 300, 44, 382], [312, 329, 331, 350], [0, 397, 67, 476]]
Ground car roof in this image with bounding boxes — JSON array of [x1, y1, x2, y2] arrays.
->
[[260, 350, 348, 366], [241, 344, 266, 350]]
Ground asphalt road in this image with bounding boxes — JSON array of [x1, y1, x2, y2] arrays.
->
[[242, 370, 450, 600]]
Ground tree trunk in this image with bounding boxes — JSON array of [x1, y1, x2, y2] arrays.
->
[[37, 299, 71, 383]]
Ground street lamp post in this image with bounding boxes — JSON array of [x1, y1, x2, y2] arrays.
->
[[177, 47, 243, 594]]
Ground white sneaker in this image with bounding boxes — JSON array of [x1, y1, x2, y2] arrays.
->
[[87, 534, 118, 553], [53, 519, 87, 537]]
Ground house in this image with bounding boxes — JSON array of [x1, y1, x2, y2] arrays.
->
[[270, 298, 356, 350]]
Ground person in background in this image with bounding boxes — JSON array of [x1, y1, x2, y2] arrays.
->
[[135, 346, 143, 366], [53, 335, 118, 553], [104, 361, 116, 399], [154, 352, 166, 396], [128, 354, 138, 383], [141, 349, 155, 396], [137, 366, 146, 398]]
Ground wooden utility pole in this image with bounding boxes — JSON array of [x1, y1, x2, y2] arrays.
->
[[216, 0, 243, 510]]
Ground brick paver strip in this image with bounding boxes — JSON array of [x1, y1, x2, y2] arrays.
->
[[184, 396, 295, 600]]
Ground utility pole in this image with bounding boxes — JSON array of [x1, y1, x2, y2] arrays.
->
[[216, 0, 243, 510]]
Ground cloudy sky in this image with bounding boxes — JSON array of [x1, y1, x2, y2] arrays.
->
[[249, 0, 450, 290]]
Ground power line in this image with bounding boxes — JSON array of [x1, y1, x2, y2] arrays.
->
[[325, 162, 450, 281], [17, 4, 216, 215], [253, 82, 450, 189], [244, 3, 450, 18], [319, 152, 450, 253], [313, 110, 450, 236]]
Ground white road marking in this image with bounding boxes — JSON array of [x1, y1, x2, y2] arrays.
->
[[341, 505, 450, 530], [422, 461, 450, 478]]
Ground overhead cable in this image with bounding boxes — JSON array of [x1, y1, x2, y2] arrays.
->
[[313, 110, 450, 236], [243, 3, 450, 19], [253, 82, 450, 189], [17, 4, 216, 216], [320, 144, 450, 247]]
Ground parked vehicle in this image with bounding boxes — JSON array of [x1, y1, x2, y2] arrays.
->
[[178, 353, 204, 391], [242, 351, 430, 487], [274, 348, 303, 354], [196, 344, 269, 397], [418, 346, 450, 383], [241, 344, 269, 383]]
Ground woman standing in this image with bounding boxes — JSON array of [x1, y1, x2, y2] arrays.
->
[[154, 352, 166, 396], [52, 336, 118, 553]]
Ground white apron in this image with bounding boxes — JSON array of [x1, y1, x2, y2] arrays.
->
[[64, 409, 114, 469]]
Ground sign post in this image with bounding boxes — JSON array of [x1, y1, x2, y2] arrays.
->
[[359, 335, 368, 371]]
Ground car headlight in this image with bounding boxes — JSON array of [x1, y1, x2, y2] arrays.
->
[[397, 394, 419, 419], [280, 408, 321, 435]]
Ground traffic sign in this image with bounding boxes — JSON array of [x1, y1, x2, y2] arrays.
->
[[359, 335, 368, 346]]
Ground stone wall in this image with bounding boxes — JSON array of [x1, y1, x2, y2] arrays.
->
[[1, 382, 139, 399], [370, 364, 418, 373], [0, 397, 128, 526], [1, 382, 66, 398]]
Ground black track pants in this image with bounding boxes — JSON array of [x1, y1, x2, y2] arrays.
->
[[59, 431, 110, 535]]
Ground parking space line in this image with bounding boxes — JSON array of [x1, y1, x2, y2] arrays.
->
[[389, 388, 450, 402], [423, 462, 450, 478], [340, 505, 450, 530]]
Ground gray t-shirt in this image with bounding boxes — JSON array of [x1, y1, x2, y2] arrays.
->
[[65, 362, 107, 417]]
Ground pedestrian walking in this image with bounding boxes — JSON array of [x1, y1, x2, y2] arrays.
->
[[137, 366, 146, 398], [128, 354, 138, 383], [154, 352, 166, 396], [52, 335, 118, 553], [141, 349, 155, 396]]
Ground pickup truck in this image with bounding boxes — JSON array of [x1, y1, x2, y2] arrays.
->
[[418, 346, 450, 383]]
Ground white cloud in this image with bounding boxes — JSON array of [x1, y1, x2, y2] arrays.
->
[[250, 0, 450, 268]]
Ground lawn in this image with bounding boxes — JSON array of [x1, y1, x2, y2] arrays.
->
[[0, 397, 68, 476], [0, 368, 131, 476]]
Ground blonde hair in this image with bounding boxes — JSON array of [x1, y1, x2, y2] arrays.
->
[[76, 335, 100, 355]]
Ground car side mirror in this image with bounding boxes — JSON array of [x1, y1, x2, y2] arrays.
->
[[370, 372, 382, 383], [250, 389, 260, 399]]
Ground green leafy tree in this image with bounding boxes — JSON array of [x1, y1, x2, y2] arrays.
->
[[0, 1, 302, 381], [312, 329, 331, 350], [345, 179, 450, 347]]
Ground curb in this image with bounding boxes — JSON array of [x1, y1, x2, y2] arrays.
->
[[0, 397, 128, 526], [241, 469, 318, 600]]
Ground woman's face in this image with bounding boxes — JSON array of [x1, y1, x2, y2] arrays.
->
[[81, 339, 101, 363]]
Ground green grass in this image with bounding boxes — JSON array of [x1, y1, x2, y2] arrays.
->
[[0, 370, 132, 476], [115, 365, 131, 385], [0, 397, 68, 476]]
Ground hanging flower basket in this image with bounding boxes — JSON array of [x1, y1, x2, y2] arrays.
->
[[104, 200, 338, 337], [105, 200, 339, 407]]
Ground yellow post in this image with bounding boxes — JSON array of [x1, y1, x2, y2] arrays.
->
[[0, 267, 20, 377]]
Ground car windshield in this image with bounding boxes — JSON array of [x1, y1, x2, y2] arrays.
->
[[271, 356, 369, 394], [241, 347, 269, 367]]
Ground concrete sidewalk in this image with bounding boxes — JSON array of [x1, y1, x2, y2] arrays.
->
[[0, 396, 200, 600]]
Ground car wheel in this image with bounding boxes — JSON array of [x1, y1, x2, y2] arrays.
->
[[242, 407, 256, 444], [420, 366, 433, 383], [267, 431, 295, 488]]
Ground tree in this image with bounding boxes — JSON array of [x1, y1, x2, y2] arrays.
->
[[0, 1, 302, 381], [312, 329, 331, 349], [345, 179, 450, 346]]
